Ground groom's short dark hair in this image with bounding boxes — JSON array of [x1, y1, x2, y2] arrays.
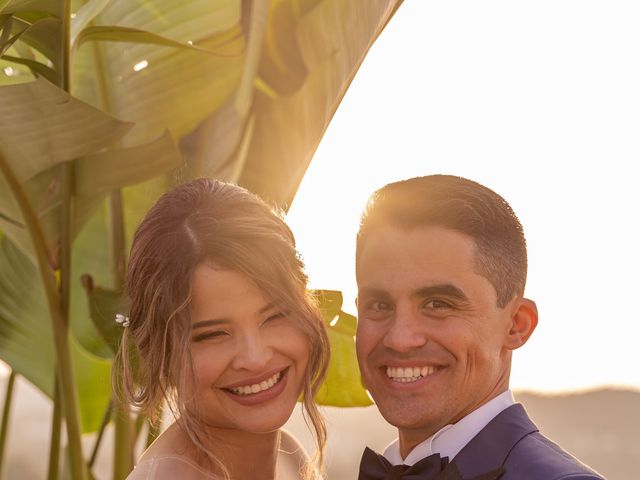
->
[[356, 174, 528, 308]]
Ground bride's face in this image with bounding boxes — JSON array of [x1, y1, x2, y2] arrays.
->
[[186, 263, 310, 433]]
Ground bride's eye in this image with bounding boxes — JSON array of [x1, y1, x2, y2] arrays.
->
[[192, 330, 228, 342], [264, 311, 288, 324]]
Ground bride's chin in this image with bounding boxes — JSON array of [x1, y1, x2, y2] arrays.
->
[[194, 404, 296, 434]]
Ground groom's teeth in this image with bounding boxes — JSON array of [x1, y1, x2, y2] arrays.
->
[[229, 372, 281, 395], [386, 366, 438, 383]]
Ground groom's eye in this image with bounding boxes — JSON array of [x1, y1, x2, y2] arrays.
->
[[372, 301, 391, 311], [362, 300, 393, 315], [423, 299, 451, 310]]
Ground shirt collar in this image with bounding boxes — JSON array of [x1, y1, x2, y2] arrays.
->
[[382, 390, 515, 466]]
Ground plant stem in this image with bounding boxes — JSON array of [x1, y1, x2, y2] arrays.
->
[[47, 381, 62, 480], [57, 1, 89, 478], [112, 408, 133, 480], [89, 400, 112, 468], [60, 0, 73, 319], [0, 370, 16, 477], [62, 0, 72, 92], [0, 153, 86, 480], [109, 191, 133, 479], [92, 18, 133, 477], [109, 191, 126, 289]]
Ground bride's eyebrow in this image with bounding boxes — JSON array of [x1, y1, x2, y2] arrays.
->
[[191, 301, 282, 330], [258, 300, 283, 314], [192, 319, 228, 330]]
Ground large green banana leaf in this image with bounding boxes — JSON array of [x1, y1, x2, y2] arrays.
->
[[315, 290, 372, 406], [0, 0, 402, 434], [0, 234, 53, 395], [0, 77, 182, 431], [239, 0, 403, 207], [0, 77, 181, 265], [68, 0, 402, 203], [0, 234, 111, 431]]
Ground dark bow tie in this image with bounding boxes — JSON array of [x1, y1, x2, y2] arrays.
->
[[358, 447, 504, 480], [358, 447, 448, 480]]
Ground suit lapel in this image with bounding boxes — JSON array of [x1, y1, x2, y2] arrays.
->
[[452, 404, 538, 478]]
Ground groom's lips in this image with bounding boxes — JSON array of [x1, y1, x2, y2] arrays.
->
[[377, 363, 446, 390]]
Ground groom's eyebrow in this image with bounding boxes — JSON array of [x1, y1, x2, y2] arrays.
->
[[413, 284, 468, 302], [357, 287, 391, 300]]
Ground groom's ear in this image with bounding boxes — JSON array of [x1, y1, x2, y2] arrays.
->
[[504, 297, 538, 350]]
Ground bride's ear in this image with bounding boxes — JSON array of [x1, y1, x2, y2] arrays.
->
[[504, 297, 538, 350]]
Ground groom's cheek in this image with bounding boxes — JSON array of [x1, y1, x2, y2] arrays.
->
[[355, 319, 376, 387]]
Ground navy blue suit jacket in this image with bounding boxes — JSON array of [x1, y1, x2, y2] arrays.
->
[[453, 403, 604, 479]]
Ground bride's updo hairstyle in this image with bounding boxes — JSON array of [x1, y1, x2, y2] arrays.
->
[[113, 178, 329, 477]]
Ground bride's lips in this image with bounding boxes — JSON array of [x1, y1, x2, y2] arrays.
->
[[219, 367, 289, 406]]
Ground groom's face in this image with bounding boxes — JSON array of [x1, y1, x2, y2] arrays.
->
[[356, 225, 515, 450]]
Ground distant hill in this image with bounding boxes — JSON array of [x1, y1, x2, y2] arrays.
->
[[514, 389, 640, 480]]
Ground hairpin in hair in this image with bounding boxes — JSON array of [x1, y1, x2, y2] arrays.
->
[[115, 313, 130, 327]]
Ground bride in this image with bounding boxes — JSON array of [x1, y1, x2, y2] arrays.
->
[[113, 178, 330, 480]]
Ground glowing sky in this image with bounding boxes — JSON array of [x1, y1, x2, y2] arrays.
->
[[287, 0, 640, 393]]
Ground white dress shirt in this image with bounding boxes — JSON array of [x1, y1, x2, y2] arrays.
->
[[383, 390, 515, 466]]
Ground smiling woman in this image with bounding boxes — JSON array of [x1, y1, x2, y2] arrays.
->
[[188, 267, 310, 431], [112, 179, 330, 480]]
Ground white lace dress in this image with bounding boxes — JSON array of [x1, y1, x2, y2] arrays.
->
[[126, 427, 310, 480]]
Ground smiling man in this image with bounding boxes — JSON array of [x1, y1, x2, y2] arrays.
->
[[355, 175, 603, 480]]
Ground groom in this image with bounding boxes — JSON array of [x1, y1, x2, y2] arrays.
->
[[354, 175, 603, 479]]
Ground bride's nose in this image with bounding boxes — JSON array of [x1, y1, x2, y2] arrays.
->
[[231, 331, 274, 371]]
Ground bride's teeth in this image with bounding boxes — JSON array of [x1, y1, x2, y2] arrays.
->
[[386, 366, 439, 383], [229, 372, 282, 395]]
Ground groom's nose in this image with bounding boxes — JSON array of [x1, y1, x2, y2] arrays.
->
[[382, 304, 428, 352]]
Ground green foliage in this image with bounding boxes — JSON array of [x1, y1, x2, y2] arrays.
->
[[0, 77, 134, 263], [0, 0, 401, 477], [315, 290, 372, 407], [0, 75, 183, 429], [0, 236, 54, 395], [81, 275, 126, 356]]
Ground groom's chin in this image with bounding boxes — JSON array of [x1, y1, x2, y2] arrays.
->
[[363, 375, 453, 435]]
